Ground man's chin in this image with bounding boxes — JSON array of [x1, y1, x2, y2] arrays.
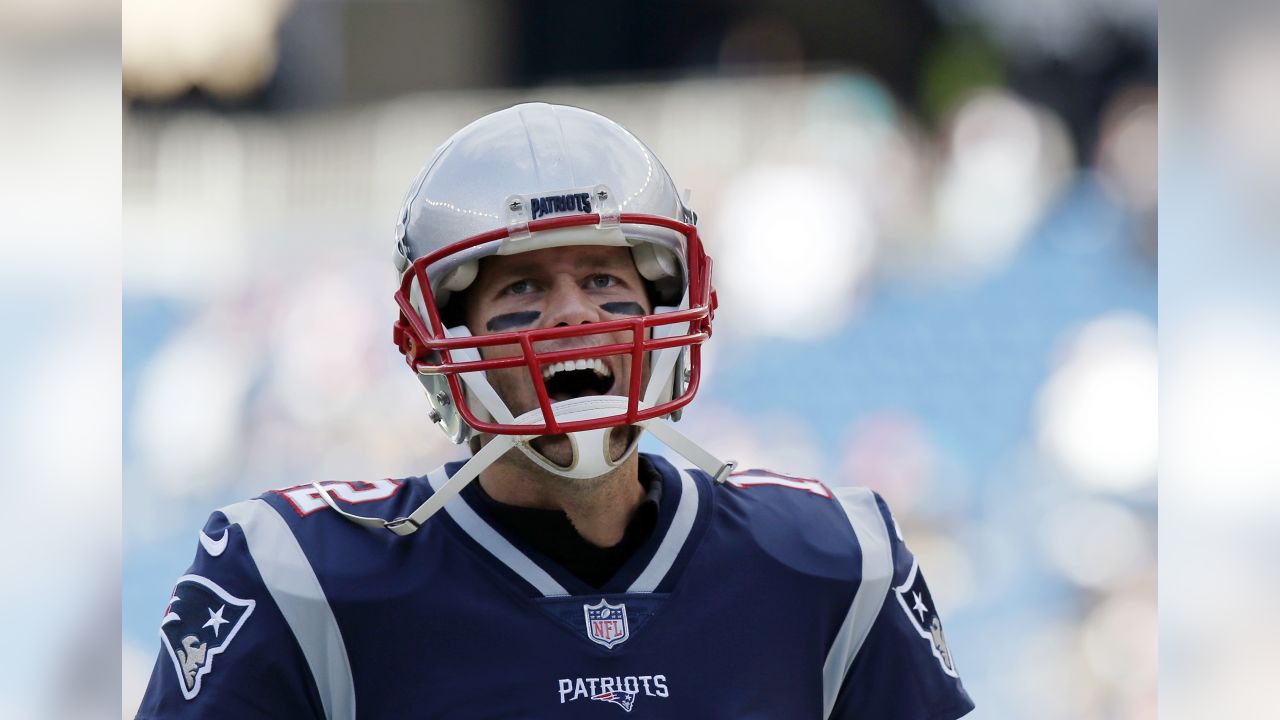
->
[[528, 434, 576, 468], [528, 426, 638, 471]]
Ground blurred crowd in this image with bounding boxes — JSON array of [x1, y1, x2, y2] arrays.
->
[[119, 2, 1156, 718]]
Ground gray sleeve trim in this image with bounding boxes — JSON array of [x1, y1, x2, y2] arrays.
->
[[220, 499, 356, 720], [821, 487, 894, 719]]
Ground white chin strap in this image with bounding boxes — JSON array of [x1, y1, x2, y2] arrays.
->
[[312, 399, 735, 537], [510, 396, 639, 480], [318, 303, 736, 535]]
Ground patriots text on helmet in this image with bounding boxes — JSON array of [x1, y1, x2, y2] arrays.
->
[[529, 192, 592, 219]]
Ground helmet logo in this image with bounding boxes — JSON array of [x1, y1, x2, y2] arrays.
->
[[530, 192, 593, 220]]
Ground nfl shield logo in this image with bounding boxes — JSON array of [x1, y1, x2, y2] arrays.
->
[[583, 599, 630, 649]]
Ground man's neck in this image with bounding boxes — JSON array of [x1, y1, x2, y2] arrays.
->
[[476, 449, 646, 548]]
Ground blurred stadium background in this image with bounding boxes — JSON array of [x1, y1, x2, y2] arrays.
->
[[121, 1, 1156, 718]]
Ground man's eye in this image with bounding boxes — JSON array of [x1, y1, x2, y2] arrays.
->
[[504, 280, 534, 295], [588, 274, 619, 289]]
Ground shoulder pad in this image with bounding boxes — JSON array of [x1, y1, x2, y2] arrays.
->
[[714, 468, 864, 581]]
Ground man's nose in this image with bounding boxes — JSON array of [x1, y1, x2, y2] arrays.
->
[[542, 277, 605, 327]]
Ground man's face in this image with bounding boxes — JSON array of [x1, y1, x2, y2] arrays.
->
[[462, 244, 652, 467]]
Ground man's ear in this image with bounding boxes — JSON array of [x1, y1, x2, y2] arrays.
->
[[440, 289, 469, 331], [643, 280, 659, 314]]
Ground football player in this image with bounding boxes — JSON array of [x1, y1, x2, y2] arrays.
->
[[137, 103, 975, 719]]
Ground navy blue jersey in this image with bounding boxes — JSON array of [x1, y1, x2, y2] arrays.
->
[[137, 454, 974, 719]]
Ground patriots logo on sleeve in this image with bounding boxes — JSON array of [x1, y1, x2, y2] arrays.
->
[[893, 560, 958, 677], [159, 575, 255, 699]]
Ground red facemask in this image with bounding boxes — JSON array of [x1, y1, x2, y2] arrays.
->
[[393, 212, 717, 437]]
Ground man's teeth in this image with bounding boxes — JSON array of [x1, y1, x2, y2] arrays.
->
[[541, 358, 612, 380]]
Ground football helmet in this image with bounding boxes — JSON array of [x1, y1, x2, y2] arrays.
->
[[319, 103, 733, 535]]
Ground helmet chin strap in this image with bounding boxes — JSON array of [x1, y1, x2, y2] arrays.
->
[[509, 396, 642, 480], [318, 309, 736, 535], [313, 398, 734, 536]]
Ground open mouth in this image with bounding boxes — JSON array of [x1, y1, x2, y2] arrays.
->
[[540, 358, 616, 402]]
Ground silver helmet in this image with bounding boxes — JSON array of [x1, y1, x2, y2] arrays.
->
[[320, 104, 732, 536]]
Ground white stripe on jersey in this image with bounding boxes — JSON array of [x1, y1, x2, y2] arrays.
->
[[627, 469, 699, 593], [428, 465, 700, 597], [426, 467, 571, 597], [821, 487, 894, 719], [221, 499, 357, 720]]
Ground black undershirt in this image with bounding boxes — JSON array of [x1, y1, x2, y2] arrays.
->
[[464, 457, 663, 588]]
